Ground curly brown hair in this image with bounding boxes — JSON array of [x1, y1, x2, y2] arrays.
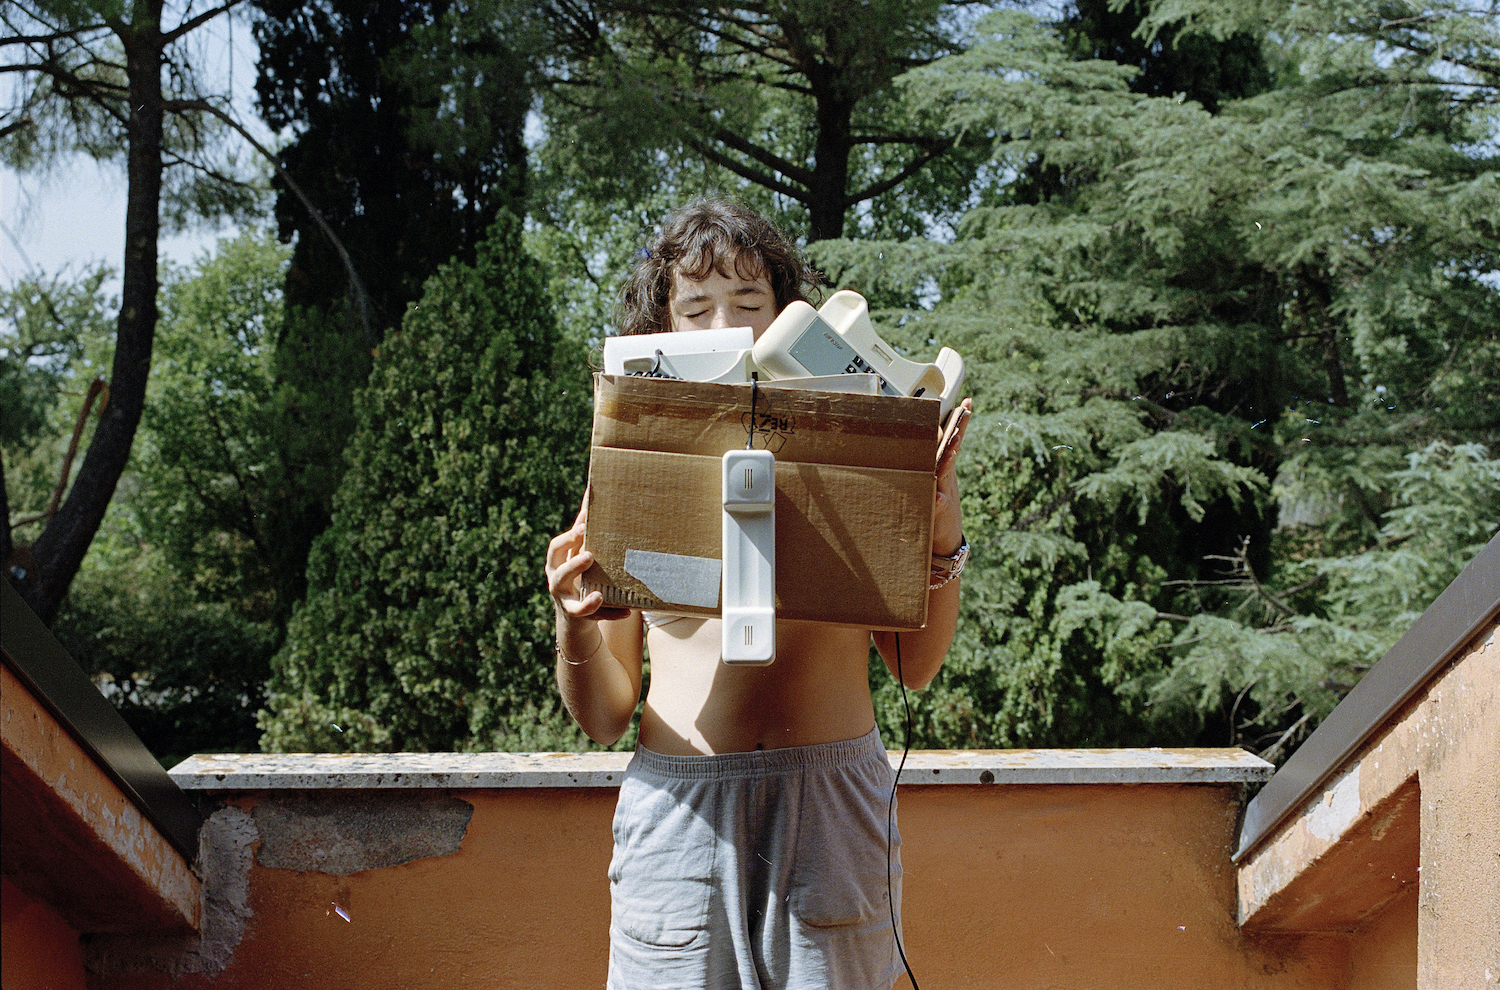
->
[[617, 198, 821, 336]]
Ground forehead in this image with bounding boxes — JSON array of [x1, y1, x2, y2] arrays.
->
[[671, 247, 768, 287]]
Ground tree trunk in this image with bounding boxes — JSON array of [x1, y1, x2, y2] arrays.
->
[[1300, 268, 1350, 408], [17, 2, 164, 625], [1321, 321, 1350, 408], [806, 90, 854, 243]]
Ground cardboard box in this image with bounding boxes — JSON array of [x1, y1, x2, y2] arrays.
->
[[581, 374, 938, 630]]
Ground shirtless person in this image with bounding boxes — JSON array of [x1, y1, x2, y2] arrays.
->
[[545, 198, 971, 990]]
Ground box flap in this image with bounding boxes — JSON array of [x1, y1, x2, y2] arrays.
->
[[592, 374, 938, 472]]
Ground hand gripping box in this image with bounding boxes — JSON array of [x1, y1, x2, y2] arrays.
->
[[581, 374, 938, 630]]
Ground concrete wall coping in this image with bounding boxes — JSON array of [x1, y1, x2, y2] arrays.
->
[[171, 746, 1271, 790]]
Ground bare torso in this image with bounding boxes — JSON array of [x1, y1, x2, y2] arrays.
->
[[618, 614, 876, 755]]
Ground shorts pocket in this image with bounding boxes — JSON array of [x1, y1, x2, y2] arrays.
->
[[788, 763, 899, 929], [609, 775, 716, 948]]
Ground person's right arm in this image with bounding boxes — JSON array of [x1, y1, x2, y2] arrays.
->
[[546, 503, 643, 745]]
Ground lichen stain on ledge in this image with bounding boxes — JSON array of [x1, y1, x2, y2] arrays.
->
[[253, 792, 474, 876]]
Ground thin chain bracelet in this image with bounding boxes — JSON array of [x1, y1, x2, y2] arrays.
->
[[556, 642, 590, 666]]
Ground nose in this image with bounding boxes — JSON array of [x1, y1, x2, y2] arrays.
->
[[709, 305, 733, 329]]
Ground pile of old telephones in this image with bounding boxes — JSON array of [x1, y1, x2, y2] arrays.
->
[[602, 291, 965, 666]]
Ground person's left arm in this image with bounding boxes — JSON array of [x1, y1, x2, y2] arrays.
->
[[873, 398, 972, 688]]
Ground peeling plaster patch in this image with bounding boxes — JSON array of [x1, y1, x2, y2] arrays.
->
[[1307, 764, 1362, 842], [85, 805, 258, 978], [186, 805, 258, 974], [254, 792, 473, 876]]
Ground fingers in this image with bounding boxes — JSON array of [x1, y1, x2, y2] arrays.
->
[[553, 569, 631, 623], [547, 510, 629, 620], [936, 399, 973, 479], [546, 530, 583, 581], [546, 507, 591, 602], [931, 399, 971, 552], [547, 545, 593, 594], [558, 584, 604, 620]]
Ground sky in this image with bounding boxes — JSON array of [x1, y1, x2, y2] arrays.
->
[[1, 160, 244, 287], [1, 7, 266, 294]]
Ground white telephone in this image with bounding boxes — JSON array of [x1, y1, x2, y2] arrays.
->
[[720, 448, 776, 664], [602, 326, 756, 384], [753, 291, 966, 422]]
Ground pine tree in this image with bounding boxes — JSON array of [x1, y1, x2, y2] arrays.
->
[[821, 3, 1499, 753], [2, 0, 263, 622], [254, 0, 530, 329], [259, 215, 594, 752], [535, 0, 995, 242]]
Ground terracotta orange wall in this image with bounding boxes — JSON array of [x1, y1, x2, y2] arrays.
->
[[95, 788, 616, 990], [93, 782, 1350, 990], [1411, 624, 1498, 989], [3, 875, 87, 990], [894, 784, 1345, 989], [1348, 886, 1417, 990], [1238, 617, 1496, 990]]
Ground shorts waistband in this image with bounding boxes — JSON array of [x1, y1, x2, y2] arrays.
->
[[630, 726, 887, 780]]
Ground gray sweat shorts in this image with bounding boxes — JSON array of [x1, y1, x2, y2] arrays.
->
[[607, 727, 903, 990]]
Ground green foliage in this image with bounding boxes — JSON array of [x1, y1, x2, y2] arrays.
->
[[1139, 443, 1500, 760], [2, 264, 118, 569], [53, 507, 278, 766], [134, 231, 293, 618], [1058, 0, 1271, 113], [257, 299, 374, 612], [29, 235, 291, 762], [851, 1, 1499, 756], [2, 239, 286, 762], [0, 265, 114, 453], [251, 0, 538, 628], [260, 214, 594, 753]]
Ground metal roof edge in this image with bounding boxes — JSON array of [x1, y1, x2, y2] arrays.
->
[[2, 577, 202, 862], [1233, 531, 1500, 863]]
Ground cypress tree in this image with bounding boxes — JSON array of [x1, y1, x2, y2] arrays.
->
[[260, 214, 593, 752]]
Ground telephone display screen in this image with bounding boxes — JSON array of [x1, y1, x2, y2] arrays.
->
[[786, 316, 901, 396]]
